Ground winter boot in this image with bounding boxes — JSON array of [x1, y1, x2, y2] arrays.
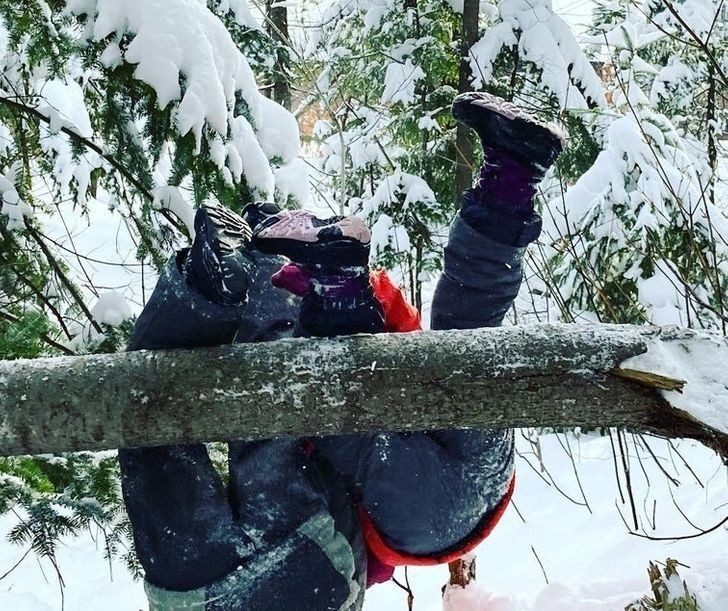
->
[[253, 209, 371, 267], [184, 200, 255, 306], [452, 92, 564, 219], [253, 210, 383, 336], [241, 201, 282, 232]]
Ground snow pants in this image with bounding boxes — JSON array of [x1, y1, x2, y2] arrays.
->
[[118, 212, 537, 610]]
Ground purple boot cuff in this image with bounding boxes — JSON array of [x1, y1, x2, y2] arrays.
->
[[471, 154, 538, 218], [272, 262, 371, 302]]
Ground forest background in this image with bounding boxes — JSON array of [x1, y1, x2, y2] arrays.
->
[[0, 0, 726, 609]]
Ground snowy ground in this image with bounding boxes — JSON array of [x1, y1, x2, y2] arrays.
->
[[1, 433, 725, 610]]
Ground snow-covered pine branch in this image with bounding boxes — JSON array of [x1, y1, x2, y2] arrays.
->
[[0, 1, 306, 355], [0, 324, 725, 459], [539, 2, 728, 329]]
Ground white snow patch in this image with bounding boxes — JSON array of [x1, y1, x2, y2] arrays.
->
[[0, 164, 32, 230], [274, 157, 311, 207], [69, 0, 266, 157], [622, 331, 728, 435], [91, 291, 132, 326], [381, 58, 425, 105], [152, 185, 196, 237], [257, 95, 301, 164]]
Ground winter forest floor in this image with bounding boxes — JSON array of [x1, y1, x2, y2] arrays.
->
[[1, 434, 726, 611]]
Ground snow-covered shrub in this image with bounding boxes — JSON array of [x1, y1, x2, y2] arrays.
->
[[626, 559, 701, 611], [539, 2, 728, 328]]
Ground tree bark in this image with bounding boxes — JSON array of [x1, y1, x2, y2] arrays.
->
[[265, 0, 291, 109], [454, 0, 480, 201], [0, 324, 725, 457]]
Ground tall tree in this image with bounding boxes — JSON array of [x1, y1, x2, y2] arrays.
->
[[453, 0, 480, 199], [265, 0, 292, 108]]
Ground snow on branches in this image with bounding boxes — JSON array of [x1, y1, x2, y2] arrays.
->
[[469, 0, 606, 110]]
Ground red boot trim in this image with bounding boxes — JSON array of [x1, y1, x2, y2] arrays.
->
[[369, 269, 422, 333]]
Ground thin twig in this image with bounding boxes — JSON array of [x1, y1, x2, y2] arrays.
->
[[0, 547, 32, 581], [531, 545, 549, 585], [617, 429, 639, 530], [628, 514, 728, 541], [24, 220, 103, 334]]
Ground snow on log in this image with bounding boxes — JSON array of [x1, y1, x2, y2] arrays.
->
[[0, 324, 725, 458]]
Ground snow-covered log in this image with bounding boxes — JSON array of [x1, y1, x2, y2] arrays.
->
[[0, 324, 725, 458]]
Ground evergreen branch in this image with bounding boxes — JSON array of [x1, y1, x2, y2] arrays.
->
[[0, 227, 74, 340], [0, 94, 189, 238], [0, 309, 75, 356], [23, 220, 103, 335], [658, 0, 728, 87]]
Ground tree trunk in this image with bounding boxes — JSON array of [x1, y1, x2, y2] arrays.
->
[[0, 324, 725, 457], [454, 0, 480, 201], [265, 0, 291, 109]]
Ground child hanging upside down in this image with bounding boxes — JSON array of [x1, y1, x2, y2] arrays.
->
[[118, 93, 564, 610]]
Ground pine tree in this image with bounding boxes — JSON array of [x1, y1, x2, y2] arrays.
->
[[540, 0, 728, 329]]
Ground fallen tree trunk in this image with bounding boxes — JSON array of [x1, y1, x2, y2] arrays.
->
[[0, 324, 725, 458]]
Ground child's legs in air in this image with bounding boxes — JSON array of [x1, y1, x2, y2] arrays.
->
[[121, 202, 365, 609], [254, 93, 563, 563]]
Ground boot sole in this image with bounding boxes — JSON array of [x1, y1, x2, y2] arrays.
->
[[254, 236, 370, 267], [452, 92, 564, 169]]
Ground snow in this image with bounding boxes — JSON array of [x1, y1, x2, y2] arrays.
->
[[34, 78, 101, 203], [623, 329, 728, 436], [90, 291, 133, 326], [227, 116, 275, 199], [381, 58, 425, 105], [66, 0, 289, 197], [37, 192, 156, 320], [152, 185, 196, 238], [0, 164, 32, 230], [35, 79, 93, 139], [275, 157, 312, 207], [79, 0, 249, 138], [469, 0, 605, 110], [636, 260, 688, 326], [0, 120, 11, 157], [2, 434, 724, 610], [214, 0, 261, 31], [257, 95, 301, 164], [363, 171, 438, 216]]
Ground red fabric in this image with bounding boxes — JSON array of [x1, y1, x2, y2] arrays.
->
[[360, 474, 516, 568], [369, 269, 422, 333], [365, 549, 395, 587]]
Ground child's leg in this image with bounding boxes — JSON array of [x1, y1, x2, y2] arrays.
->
[[123, 204, 366, 609], [254, 94, 563, 563], [224, 438, 366, 610], [252, 210, 515, 558], [119, 202, 256, 590], [350, 93, 563, 557]]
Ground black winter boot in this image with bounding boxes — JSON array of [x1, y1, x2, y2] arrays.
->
[[184, 201, 255, 306]]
